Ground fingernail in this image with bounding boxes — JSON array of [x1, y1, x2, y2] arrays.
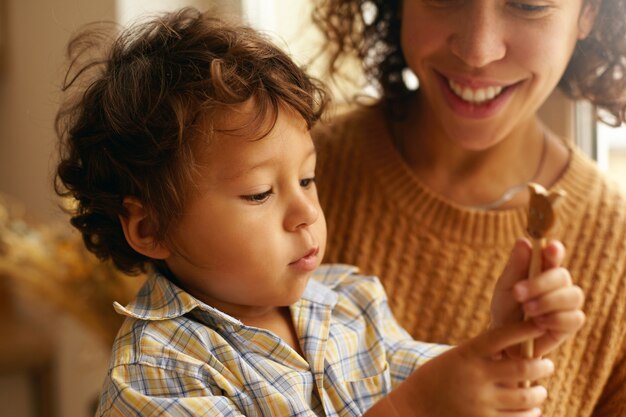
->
[[525, 300, 538, 313], [543, 359, 555, 373], [514, 283, 528, 301]]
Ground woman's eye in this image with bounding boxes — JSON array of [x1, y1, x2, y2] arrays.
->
[[421, 0, 459, 8], [300, 177, 316, 188], [241, 189, 273, 203], [508, 2, 549, 14]]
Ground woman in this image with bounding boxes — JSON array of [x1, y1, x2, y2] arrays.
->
[[311, 1, 626, 416]]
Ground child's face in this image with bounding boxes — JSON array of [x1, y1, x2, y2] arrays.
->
[[163, 106, 326, 319]]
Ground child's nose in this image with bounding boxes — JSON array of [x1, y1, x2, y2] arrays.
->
[[284, 191, 319, 231]]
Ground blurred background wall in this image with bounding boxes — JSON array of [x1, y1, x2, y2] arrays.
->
[[0, 2, 116, 416], [0, 0, 117, 223]]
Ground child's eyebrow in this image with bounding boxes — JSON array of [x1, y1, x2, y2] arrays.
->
[[221, 147, 317, 181]]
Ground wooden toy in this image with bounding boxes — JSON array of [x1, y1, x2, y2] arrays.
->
[[521, 182, 566, 387]]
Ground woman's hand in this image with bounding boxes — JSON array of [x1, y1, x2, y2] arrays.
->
[[490, 239, 585, 357]]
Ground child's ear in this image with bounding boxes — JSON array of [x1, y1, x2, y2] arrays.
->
[[578, 2, 598, 40], [119, 197, 171, 260]]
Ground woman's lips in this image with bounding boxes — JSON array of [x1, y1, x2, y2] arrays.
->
[[289, 247, 319, 271], [448, 79, 503, 103], [436, 72, 520, 119]]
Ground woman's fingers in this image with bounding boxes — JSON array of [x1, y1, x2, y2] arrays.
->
[[499, 407, 543, 417], [494, 385, 548, 411], [494, 408, 542, 417], [533, 310, 586, 332], [496, 239, 533, 293], [523, 286, 585, 317], [541, 240, 565, 269], [488, 358, 555, 383], [533, 314, 586, 356], [514, 267, 572, 303]]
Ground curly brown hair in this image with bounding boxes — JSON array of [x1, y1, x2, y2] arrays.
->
[[312, 0, 626, 125], [55, 8, 328, 274]]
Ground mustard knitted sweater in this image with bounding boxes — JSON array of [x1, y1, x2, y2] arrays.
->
[[313, 105, 626, 417]]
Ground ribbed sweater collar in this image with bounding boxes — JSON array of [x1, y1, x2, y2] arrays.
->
[[352, 105, 598, 246]]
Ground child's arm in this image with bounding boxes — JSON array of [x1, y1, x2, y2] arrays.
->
[[97, 364, 246, 417], [365, 321, 553, 417], [490, 239, 585, 357]]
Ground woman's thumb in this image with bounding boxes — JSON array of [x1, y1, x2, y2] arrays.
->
[[495, 238, 532, 291]]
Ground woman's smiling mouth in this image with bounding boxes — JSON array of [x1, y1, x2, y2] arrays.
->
[[436, 72, 521, 118], [448, 79, 504, 104]]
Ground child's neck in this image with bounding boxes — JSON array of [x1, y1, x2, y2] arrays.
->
[[240, 306, 304, 357]]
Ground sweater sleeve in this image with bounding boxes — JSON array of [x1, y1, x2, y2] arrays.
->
[[591, 340, 626, 416], [590, 295, 626, 416]]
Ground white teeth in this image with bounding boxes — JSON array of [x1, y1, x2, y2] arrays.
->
[[448, 80, 503, 103], [462, 87, 473, 101]]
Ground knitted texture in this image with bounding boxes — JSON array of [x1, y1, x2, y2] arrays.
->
[[313, 105, 626, 417]]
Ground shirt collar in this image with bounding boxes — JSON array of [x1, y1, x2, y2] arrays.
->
[[113, 272, 244, 327], [300, 277, 338, 307], [113, 267, 349, 325]]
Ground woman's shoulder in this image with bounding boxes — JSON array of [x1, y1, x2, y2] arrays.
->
[[564, 146, 626, 207], [312, 103, 385, 146], [559, 146, 626, 255]]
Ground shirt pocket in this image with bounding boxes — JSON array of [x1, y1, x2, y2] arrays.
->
[[342, 362, 391, 414]]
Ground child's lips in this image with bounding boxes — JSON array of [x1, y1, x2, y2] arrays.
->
[[289, 247, 319, 271]]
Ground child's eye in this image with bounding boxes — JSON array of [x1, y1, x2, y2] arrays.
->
[[300, 177, 316, 188], [241, 189, 273, 203]]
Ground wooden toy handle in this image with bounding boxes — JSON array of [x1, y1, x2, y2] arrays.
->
[[520, 236, 545, 388]]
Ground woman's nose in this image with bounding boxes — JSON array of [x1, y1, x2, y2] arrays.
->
[[448, 6, 506, 68]]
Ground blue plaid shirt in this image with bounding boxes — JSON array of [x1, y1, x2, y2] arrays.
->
[[96, 264, 449, 416]]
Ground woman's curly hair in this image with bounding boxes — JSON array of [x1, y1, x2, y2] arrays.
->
[[312, 0, 626, 125], [55, 7, 329, 274]]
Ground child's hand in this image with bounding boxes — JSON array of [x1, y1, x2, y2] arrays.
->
[[383, 322, 554, 417], [490, 239, 585, 357]]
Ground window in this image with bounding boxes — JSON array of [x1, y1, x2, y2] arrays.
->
[[597, 123, 626, 193]]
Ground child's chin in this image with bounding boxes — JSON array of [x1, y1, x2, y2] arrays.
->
[[284, 280, 311, 305]]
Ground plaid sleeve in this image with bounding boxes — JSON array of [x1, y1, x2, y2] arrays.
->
[[375, 286, 452, 388], [331, 271, 452, 390], [96, 363, 246, 417]]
